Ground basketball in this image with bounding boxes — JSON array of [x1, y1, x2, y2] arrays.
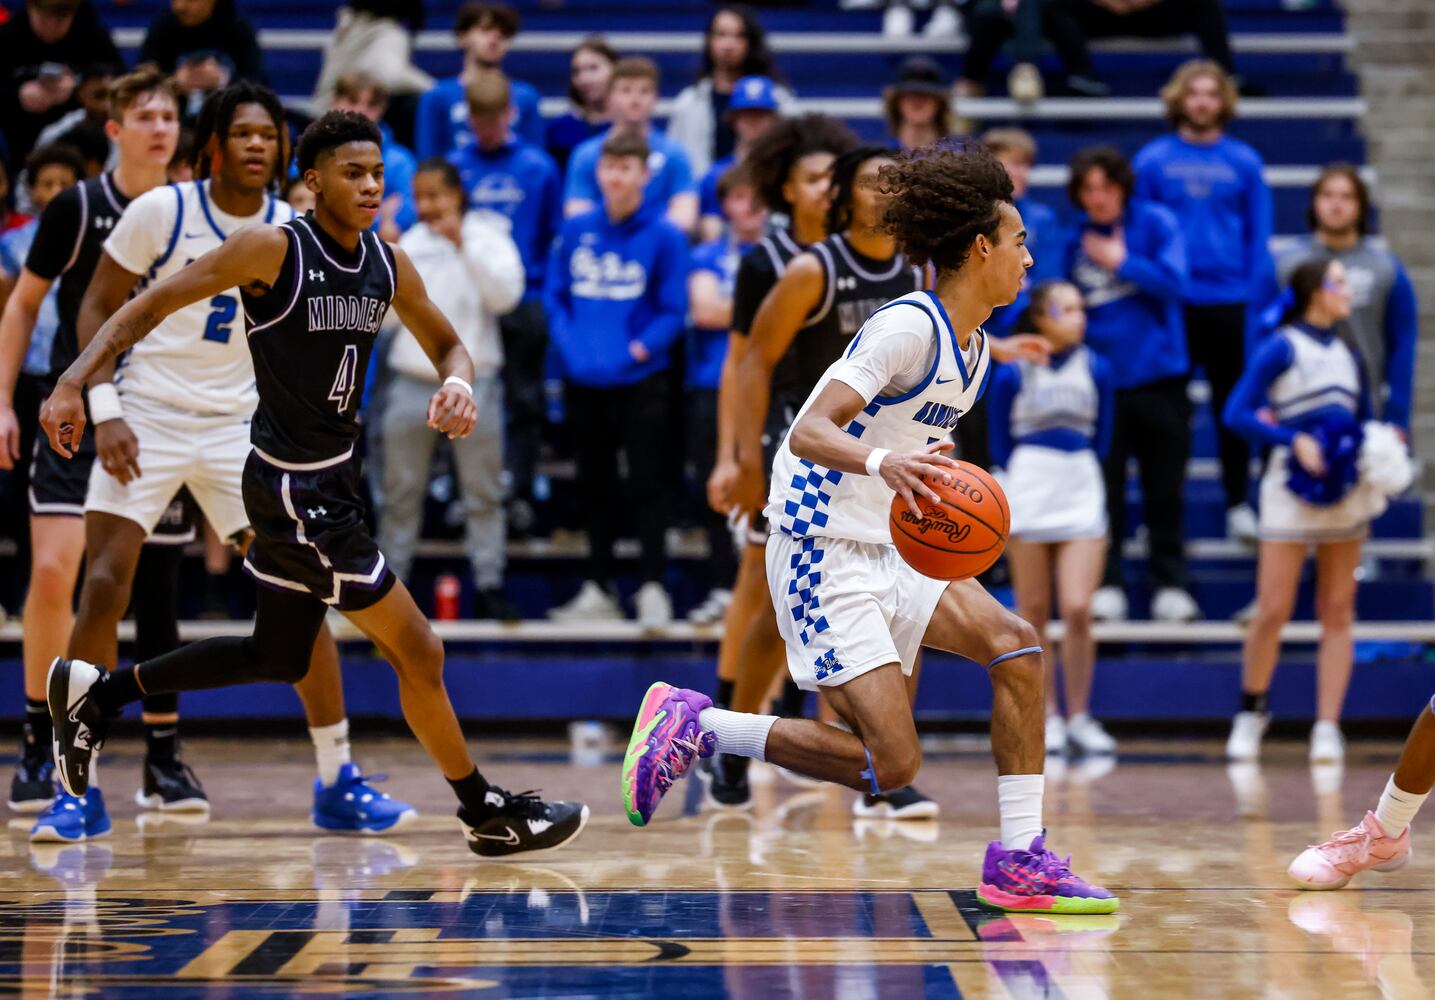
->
[[888, 461, 1009, 580]]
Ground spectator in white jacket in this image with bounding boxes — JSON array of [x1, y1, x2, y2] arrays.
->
[[666, 5, 794, 180], [380, 158, 525, 620]]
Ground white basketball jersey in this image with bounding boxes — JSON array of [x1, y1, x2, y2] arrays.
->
[[105, 180, 296, 416], [1009, 346, 1100, 441], [1268, 323, 1360, 422], [766, 291, 992, 544]]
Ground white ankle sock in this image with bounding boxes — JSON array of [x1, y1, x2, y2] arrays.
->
[[998, 773, 1045, 850], [698, 707, 777, 762], [88, 752, 98, 792], [1374, 775, 1428, 837], [310, 719, 352, 786]]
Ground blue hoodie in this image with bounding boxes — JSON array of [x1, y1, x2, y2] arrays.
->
[[414, 75, 543, 160], [448, 135, 562, 300], [1132, 134, 1272, 306], [1063, 200, 1189, 390], [545, 207, 691, 388], [985, 195, 1065, 338], [377, 122, 417, 233]]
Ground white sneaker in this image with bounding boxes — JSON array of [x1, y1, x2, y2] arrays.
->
[[548, 581, 622, 622], [1226, 710, 1270, 761], [923, 3, 960, 37], [1091, 586, 1128, 622], [1310, 720, 1345, 764], [882, 3, 914, 37], [1152, 587, 1200, 623], [1045, 715, 1067, 755], [634, 582, 674, 626], [1067, 713, 1117, 755], [1227, 504, 1259, 546], [1008, 62, 1043, 103], [687, 588, 732, 625]]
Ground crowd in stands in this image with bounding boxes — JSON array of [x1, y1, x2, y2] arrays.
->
[[0, 0, 1418, 633]]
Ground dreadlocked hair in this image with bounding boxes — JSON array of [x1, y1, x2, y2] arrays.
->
[[296, 111, 382, 174], [192, 81, 290, 190], [825, 145, 897, 234], [743, 113, 857, 214], [879, 142, 1014, 272]]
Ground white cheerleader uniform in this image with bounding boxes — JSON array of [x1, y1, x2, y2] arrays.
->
[[987, 346, 1113, 542], [764, 291, 991, 691]]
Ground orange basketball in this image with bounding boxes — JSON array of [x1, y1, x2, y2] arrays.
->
[[888, 460, 1009, 580]]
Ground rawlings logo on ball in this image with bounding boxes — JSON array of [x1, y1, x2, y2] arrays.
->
[[896, 505, 972, 543]]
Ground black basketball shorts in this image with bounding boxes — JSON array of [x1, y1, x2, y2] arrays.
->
[[27, 429, 94, 517]]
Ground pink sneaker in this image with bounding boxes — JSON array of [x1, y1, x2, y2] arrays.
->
[[1287, 812, 1412, 890]]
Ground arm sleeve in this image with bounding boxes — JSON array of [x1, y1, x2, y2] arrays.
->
[[985, 363, 1020, 469], [563, 146, 600, 206], [1222, 333, 1297, 448], [514, 84, 545, 148], [1130, 149, 1157, 204], [1092, 353, 1116, 459], [538, 159, 563, 250], [1115, 210, 1187, 302], [413, 87, 447, 161], [1381, 261, 1418, 430], [102, 188, 174, 277], [827, 305, 936, 404], [730, 252, 774, 335], [22, 188, 83, 280], [633, 227, 691, 356], [464, 216, 525, 316], [542, 231, 576, 366], [664, 146, 697, 199], [1243, 155, 1274, 301]]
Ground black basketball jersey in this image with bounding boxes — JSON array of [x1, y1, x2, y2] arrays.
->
[[772, 232, 923, 403], [241, 215, 396, 464], [22, 172, 133, 381]]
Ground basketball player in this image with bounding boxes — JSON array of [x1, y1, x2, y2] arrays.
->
[[703, 113, 856, 806], [41, 111, 588, 857], [725, 145, 929, 817], [0, 68, 199, 841], [66, 82, 414, 834], [1287, 698, 1432, 889], [623, 146, 1117, 914]]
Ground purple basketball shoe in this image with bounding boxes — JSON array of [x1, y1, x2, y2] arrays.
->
[[977, 832, 1119, 914], [622, 682, 716, 827]]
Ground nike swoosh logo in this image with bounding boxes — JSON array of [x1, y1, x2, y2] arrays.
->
[[471, 826, 520, 845], [183, 230, 207, 239], [935, 376, 960, 385]]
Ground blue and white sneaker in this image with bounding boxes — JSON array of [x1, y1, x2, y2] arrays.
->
[[312, 764, 417, 835], [30, 788, 111, 843]]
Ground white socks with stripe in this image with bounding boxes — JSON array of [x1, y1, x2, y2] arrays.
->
[[998, 773, 1045, 850], [310, 719, 353, 786], [698, 707, 777, 762], [1374, 775, 1428, 837]]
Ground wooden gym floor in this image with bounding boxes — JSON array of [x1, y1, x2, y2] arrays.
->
[[1, 734, 1430, 998]]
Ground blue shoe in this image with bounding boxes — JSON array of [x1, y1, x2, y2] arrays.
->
[[312, 764, 417, 835], [30, 788, 111, 843]]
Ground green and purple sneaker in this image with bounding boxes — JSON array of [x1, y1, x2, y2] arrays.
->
[[977, 833, 1119, 914], [622, 682, 716, 827]]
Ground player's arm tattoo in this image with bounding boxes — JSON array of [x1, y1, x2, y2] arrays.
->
[[60, 304, 163, 389]]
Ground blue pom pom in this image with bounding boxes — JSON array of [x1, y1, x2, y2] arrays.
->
[[1286, 414, 1363, 507]]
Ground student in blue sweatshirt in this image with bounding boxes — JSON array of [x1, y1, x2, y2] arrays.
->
[[545, 130, 691, 624], [448, 68, 563, 522], [414, 3, 543, 161], [1134, 60, 1273, 540], [330, 72, 418, 237], [1063, 145, 1195, 624], [980, 128, 1066, 341]]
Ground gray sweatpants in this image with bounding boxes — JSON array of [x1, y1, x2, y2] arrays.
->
[[377, 371, 506, 588]]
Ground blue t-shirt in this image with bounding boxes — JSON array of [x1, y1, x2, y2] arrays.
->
[[698, 154, 736, 222], [0, 219, 60, 376], [564, 127, 697, 222], [414, 75, 544, 161], [685, 236, 751, 389], [448, 136, 562, 299]]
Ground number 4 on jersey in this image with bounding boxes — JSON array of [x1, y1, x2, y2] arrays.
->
[[328, 344, 359, 413]]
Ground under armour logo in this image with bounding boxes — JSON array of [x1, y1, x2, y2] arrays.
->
[[307, 506, 327, 518], [94, 217, 114, 230], [309, 269, 325, 282], [837, 276, 857, 291]]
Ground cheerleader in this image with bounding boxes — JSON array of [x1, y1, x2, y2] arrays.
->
[[1222, 259, 1371, 764], [988, 280, 1117, 755]]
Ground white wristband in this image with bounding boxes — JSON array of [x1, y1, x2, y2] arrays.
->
[[443, 375, 472, 395], [87, 382, 124, 424], [864, 448, 891, 478]]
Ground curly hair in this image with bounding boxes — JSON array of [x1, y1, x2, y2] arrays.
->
[[743, 112, 857, 214], [296, 110, 382, 174], [1159, 59, 1238, 129], [878, 144, 1014, 272]]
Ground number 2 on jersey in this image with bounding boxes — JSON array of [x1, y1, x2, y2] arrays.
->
[[202, 295, 238, 344], [328, 344, 359, 413]]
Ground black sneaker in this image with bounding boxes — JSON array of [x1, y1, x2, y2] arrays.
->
[[459, 787, 589, 858], [704, 754, 752, 809], [473, 587, 522, 622], [852, 785, 940, 820], [136, 755, 210, 813], [46, 659, 109, 798], [9, 738, 55, 814]]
